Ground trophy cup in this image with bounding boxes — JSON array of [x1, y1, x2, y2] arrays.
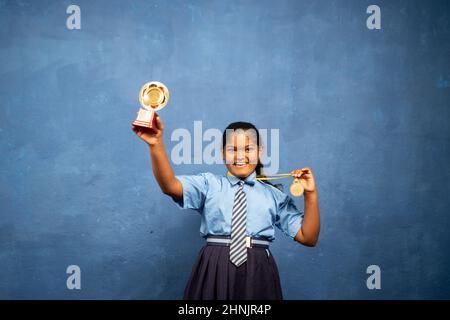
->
[[132, 81, 169, 129]]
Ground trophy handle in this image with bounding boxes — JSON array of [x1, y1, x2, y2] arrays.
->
[[132, 109, 158, 129]]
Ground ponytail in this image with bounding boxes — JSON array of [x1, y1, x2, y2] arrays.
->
[[256, 160, 283, 191]]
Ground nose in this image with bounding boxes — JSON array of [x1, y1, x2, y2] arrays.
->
[[236, 150, 246, 161]]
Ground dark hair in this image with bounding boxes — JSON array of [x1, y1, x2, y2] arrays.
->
[[222, 121, 283, 190]]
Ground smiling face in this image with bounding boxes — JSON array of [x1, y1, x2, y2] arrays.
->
[[222, 129, 262, 179]]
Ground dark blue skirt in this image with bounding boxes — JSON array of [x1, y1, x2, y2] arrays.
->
[[184, 242, 283, 300]]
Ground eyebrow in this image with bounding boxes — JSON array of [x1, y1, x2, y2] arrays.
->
[[224, 144, 257, 148]]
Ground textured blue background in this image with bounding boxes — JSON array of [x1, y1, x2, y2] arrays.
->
[[1, 0, 449, 299]]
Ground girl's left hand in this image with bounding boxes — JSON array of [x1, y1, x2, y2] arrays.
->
[[290, 167, 316, 194]]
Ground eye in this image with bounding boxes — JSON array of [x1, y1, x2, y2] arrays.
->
[[246, 146, 256, 152], [226, 147, 235, 153]]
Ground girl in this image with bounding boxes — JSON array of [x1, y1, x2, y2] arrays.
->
[[132, 117, 320, 300]]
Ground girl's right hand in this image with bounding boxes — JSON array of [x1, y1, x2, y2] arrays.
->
[[132, 115, 164, 146]]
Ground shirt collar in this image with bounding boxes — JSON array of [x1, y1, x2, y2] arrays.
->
[[226, 170, 257, 186]]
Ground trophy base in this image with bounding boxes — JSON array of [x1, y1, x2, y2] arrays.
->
[[133, 109, 157, 129]]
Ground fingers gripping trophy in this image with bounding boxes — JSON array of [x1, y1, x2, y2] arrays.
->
[[133, 81, 169, 129]]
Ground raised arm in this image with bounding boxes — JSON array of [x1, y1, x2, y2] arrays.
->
[[132, 116, 183, 199], [291, 167, 321, 247]]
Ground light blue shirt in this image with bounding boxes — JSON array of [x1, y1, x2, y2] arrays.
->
[[172, 171, 304, 241]]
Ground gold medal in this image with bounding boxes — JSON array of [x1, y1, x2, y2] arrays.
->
[[290, 178, 304, 197], [227, 171, 305, 197]]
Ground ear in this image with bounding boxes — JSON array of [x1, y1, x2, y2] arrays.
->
[[222, 148, 230, 164], [258, 145, 263, 159]]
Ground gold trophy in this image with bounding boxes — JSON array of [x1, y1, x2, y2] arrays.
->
[[133, 81, 169, 129]]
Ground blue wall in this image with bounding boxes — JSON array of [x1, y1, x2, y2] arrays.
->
[[1, 0, 449, 299]]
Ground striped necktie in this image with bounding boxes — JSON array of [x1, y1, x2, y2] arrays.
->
[[229, 180, 247, 267]]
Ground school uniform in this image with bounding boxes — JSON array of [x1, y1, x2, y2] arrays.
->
[[172, 170, 304, 300]]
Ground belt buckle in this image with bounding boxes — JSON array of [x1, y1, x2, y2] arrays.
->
[[245, 236, 252, 248]]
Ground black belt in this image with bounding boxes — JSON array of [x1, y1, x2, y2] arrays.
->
[[206, 235, 271, 249]]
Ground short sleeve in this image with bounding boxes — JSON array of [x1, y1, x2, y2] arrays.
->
[[171, 173, 210, 212], [275, 193, 304, 239]]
